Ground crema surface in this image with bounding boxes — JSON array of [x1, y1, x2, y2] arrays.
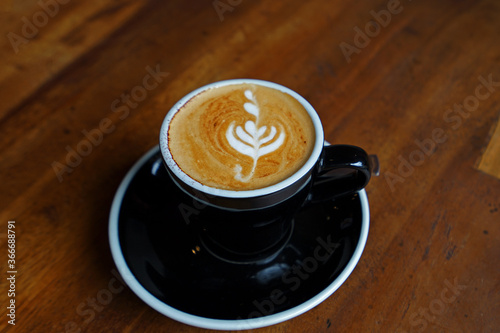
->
[[168, 83, 315, 190]]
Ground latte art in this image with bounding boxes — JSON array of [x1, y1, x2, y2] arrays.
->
[[226, 90, 286, 182], [167, 83, 315, 190]]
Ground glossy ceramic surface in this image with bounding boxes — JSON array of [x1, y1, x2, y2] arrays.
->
[[109, 146, 370, 330]]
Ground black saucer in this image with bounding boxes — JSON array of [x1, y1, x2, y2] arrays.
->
[[109, 146, 370, 330]]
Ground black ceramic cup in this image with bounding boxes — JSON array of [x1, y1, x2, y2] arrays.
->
[[159, 79, 377, 263]]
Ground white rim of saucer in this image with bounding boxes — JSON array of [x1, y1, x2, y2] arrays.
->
[[159, 79, 325, 199], [109, 145, 370, 331]]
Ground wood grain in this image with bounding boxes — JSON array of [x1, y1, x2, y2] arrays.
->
[[478, 120, 500, 179], [0, 0, 499, 332]]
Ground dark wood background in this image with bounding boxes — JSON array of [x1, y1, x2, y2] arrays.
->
[[1, 0, 499, 332]]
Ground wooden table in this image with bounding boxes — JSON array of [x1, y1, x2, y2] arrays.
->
[[1, 0, 499, 332]]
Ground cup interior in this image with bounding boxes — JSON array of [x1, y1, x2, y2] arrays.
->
[[159, 79, 325, 199]]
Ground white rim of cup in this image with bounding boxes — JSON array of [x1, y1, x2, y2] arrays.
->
[[108, 144, 370, 330], [159, 79, 325, 198]]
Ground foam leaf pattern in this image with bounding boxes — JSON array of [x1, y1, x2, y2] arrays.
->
[[226, 90, 286, 182]]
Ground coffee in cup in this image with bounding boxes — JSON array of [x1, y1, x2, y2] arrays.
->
[[161, 79, 375, 210], [167, 83, 316, 191]]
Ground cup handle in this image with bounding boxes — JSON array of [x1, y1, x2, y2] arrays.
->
[[309, 144, 379, 202]]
